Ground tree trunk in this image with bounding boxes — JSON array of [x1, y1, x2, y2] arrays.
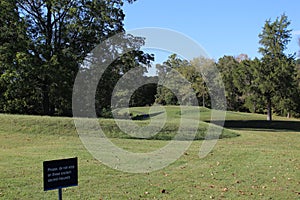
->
[[42, 83, 54, 116], [202, 94, 205, 107], [42, 89, 50, 115], [267, 97, 272, 121]]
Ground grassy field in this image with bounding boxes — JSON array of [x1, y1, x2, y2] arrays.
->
[[0, 106, 300, 199]]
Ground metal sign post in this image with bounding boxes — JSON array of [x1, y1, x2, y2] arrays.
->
[[58, 188, 62, 200]]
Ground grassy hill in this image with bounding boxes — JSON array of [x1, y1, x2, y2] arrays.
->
[[0, 106, 240, 141], [1, 106, 300, 199]]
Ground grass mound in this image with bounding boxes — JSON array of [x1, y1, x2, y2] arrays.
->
[[99, 119, 239, 140], [0, 106, 239, 141]]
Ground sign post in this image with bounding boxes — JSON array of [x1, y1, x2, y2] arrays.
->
[[58, 188, 62, 200], [43, 157, 78, 199]]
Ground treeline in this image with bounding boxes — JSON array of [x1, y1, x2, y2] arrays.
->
[[0, 2, 299, 121], [154, 54, 300, 119], [154, 14, 300, 120]]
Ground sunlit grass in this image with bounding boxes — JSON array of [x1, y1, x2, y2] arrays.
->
[[1, 107, 300, 199]]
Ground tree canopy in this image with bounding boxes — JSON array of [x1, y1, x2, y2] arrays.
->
[[1, 7, 300, 120], [0, 0, 154, 116], [257, 14, 296, 120]]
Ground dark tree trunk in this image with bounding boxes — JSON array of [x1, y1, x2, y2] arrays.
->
[[42, 87, 50, 115], [267, 96, 272, 121]]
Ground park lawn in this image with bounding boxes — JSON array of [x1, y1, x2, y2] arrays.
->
[[0, 108, 300, 199], [128, 105, 295, 121]]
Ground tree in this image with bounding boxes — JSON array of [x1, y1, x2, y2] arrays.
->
[[189, 57, 212, 107], [74, 34, 154, 117], [257, 14, 296, 121], [233, 58, 265, 113], [293, 47, 300, 117], [155, 54, 203, 106], [130, 81, 158, 107], [155, 54, 185, 105], [0, 0, 35, 113], [217, 56, 241, 110], [0, 0, 153, 116]]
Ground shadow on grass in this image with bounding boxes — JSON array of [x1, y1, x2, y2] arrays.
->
[[208, 120, 300, 132], [131, 111, 165, 120]]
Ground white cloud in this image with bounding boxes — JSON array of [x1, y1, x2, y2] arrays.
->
[[292, 30, 300, 35]]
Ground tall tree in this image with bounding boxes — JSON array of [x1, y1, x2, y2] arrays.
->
[[0, 0, 34, 113], [0, 0, 153, 116], [257, 14, 296, 121], [189, 57, 213, 107]]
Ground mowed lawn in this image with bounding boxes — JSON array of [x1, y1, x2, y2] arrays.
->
[[0, 107, 300, 199]]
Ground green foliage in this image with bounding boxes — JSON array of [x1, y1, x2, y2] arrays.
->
[[155, 54, 211, 107], [103, 62, 155, 113], [257, 14, 297, 120], [155, 35, 299, 117], [155, 54, 184, 105], [0, 0, 32, 113], [1, 5, 300, 120], [232, 58, 264, 113], [0, 0, 152, 116], [217, 56, 241, 110], [129, 82, 158, 107], [190, 57, 225, 109], [188, 57, 211, 107]]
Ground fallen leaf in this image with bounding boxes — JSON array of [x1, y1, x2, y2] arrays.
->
[[238, 190, 245, 195]]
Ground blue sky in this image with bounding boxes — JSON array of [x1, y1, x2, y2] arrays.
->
[[123, 0, 300, 66]]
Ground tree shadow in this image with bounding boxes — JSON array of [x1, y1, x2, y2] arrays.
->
[[207, 120, 300, 132], [131, 111, 165, 120]]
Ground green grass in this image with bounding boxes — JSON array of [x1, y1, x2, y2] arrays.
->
[[0, 107, 239, 141], [1, 107, 300, 199]]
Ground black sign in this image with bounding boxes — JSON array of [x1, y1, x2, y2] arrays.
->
[[43, 157, 78, 191]]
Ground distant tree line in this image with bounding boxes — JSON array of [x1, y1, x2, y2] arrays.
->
[[154, 14, 300, 120], [0, 3, 299, 122]]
